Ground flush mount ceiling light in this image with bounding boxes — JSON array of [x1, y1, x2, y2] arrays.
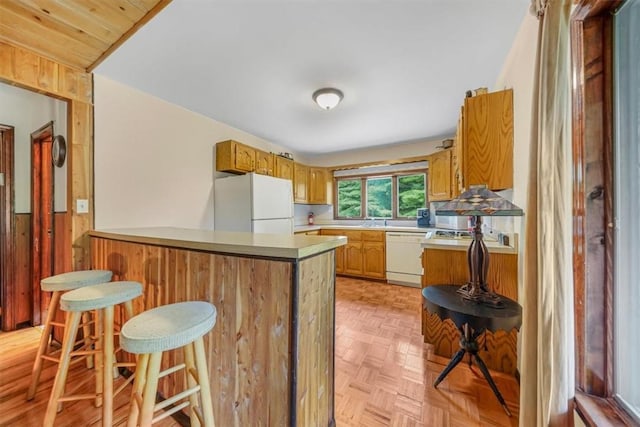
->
[[312, 88, 343, 110]]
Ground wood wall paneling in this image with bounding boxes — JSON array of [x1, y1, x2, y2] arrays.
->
[[91, 238, 299, 426], [296, 254, 335, 426], [0, 127, 15, 331], [0, 41, 93, 283], [13, 214, 31, 328], [421, 249, 519, 375]]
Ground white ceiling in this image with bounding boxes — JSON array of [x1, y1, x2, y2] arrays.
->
[[95, 0, 530, 157]]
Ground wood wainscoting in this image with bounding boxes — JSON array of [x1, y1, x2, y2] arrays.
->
[[2, 212, 70, 332], [421, 249, 519, 375]]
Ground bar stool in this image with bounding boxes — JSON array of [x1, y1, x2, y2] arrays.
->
[[43, 281, 143, 427], [27, 269, 113, 401], [121, 301, 216, 427]]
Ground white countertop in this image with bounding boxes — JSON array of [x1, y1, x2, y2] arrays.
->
[[294, 224, 433, 233], [421, 235, 518, 254], [90, 227, 347, 260]]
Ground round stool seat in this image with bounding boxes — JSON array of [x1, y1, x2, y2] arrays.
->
[[60, 281, 143, 312], [41, 270, 113, 292], [121, 302, 216, 354]]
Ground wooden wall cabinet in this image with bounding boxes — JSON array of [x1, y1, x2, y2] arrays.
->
[[275, 156, 294, 180], [459, 89, 514, 191], [308, 167, 327, 204], [293, 163, 308, 203], [255, 150, 274, 176], [421, 247, 518, 374], [427, 149, 453, 201], [216, 140, 255, 174]]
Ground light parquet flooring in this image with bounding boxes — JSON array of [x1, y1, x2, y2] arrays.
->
[[0, 277, 518, 427], [334, 277, 519, 427], [0, 327, 180, 427]]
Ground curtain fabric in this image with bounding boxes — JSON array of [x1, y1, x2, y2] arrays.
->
[[520, 0, 574, 426]]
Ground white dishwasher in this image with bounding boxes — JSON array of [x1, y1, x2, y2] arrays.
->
[[385, 232, 425, 287]]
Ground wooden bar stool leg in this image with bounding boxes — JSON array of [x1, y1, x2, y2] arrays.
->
[[139, 352, 162, 426], [94, 309, 104, 408], [43, 311, 81, 427], [26, 291, 61, 400], [127, 353, 149, 427], [193, 337, 215, 427], [103, 306, 115, 427], [183, 342, 200, 427], [81, 310, 94, 369]]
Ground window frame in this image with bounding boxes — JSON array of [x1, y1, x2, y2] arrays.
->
[[571, 1, 638, 425], [333, 168, 427, 220]]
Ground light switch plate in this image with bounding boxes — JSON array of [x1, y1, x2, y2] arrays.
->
[[76, 199, 89, 214]]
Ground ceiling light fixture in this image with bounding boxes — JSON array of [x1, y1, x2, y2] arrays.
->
[[312, 88, 343, 110]]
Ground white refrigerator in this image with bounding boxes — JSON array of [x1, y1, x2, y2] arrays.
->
[[214, 173, 294, 234]]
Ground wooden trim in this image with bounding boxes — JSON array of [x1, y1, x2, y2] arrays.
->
[[574, 392, 637, 427], [327, 154, 430, 172], [569, 3, 639, 427], [571, 0, 619, 397], [0, 126, 15, 331], [87, 0, 173, 72], [0, 41, 94, 275]]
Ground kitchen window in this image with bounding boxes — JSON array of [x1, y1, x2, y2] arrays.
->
[[335, 171, 426, 219]]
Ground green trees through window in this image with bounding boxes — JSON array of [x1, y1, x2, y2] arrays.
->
[[336, 172, 426, 219]]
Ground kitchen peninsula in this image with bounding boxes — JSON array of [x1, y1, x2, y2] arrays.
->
[[89, 227, 346, 427]]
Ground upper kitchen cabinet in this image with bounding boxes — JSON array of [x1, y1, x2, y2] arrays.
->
[[216, 140, 256, 174], [308, 167, 328, 204], [427, 149, 453, 201], [459, 89, 514, 191], [294, 163, 308, 203], [275, 156, 294, 180], [255, 150, 274, 176]]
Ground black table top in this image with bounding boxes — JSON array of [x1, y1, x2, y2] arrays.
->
[[422, 285, 522, 333]]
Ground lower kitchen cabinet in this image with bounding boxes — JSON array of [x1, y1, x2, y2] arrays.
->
[[321, 229, 385, 279], [344, 241, 363, 275]]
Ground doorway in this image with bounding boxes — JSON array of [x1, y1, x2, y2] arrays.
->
[[0, 124, 15, 331], [30, 122, 55, 326]]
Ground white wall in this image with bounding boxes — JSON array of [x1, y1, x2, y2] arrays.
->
[[0, 82, 68, 213], [492, 12, 538, 298], [93, 75, 293, 229]]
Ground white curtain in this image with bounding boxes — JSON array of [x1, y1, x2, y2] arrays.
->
[[520, 0, 575, 426]]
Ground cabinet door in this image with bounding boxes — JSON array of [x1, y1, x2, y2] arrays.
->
[[362, 241, 385, 279], [234, 143, 255, 172], [294, 163, 309, 203], [275, 156, 294, 180], [255, 151, 274, 176], [428, 149, 452, 201], [344, 242, 363, 276], [463, 89, 514, 190], [308, 167, 327, 204]]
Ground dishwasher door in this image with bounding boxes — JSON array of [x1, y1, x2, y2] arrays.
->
[[385, 232, 424, 287]]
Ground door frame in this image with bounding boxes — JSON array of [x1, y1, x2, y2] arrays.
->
[[30, 121, 55, 326], [0, 124, 15, 331]]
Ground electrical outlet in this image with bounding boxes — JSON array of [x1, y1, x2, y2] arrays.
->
[[76, 199, 89, 214]]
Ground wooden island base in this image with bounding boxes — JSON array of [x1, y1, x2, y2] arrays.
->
[[90, 228, 346, 427]]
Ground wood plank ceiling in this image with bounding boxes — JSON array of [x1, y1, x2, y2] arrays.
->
[[0, 0, 171, 72]]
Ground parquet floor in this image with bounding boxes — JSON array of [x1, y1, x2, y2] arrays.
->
[[0, 277, 518, 426], [334, 277, 519, 427], [0, 327, 180, 427]]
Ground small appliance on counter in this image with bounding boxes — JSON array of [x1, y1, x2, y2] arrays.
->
[[417, 208, 430, 228]]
